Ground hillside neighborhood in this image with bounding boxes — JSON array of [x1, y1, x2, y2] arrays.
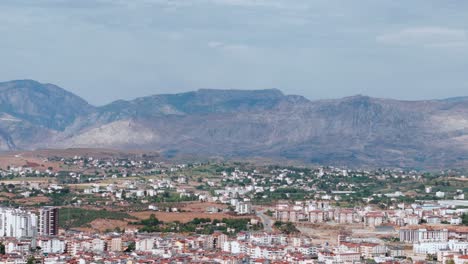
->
[[2, 0, 468, 263], [0, 152, 467, 263]]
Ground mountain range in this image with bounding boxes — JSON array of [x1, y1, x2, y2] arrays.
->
[[0, 79, 467, 169]]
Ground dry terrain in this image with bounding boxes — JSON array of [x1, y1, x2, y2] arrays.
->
[[181, 202, 228, 211], [0, 148, 159, 170], [296, 223, 397, 245], [85, 219, 133, 232], [15, 196, 51, 205], [130, 211, 250, 223], [130, 202, 251, 223], [0, 152, 61, 170]]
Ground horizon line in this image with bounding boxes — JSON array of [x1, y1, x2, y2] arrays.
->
[[1, 79, 467, 107]]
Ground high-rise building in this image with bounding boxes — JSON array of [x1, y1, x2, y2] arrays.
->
[[235, 202, 252, 215], [39, 207, 59, 236], [0, 207, 38, 238]]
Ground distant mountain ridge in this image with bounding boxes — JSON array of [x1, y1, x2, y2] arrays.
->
[[0, 79, 467, 169], [0, 80, 94, 130]]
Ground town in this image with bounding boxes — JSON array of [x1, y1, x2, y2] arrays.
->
[[2, 0, 468, 262], [0, 151, 467, 263]]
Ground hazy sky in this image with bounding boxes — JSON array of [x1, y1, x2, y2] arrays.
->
[[1, 0, 468, 105]]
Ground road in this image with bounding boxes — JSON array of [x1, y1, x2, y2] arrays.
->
[[256, 209, 273, 232]]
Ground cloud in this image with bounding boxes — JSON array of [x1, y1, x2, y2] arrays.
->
[[207, 0, 286, 8], [208, 41, 224, 48], [208, 41, 250, 52], [376, 27, 468, 48], [2, 0, 468, 104]]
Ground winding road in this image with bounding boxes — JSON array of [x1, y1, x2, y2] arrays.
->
[[256, 209, 274, 232]]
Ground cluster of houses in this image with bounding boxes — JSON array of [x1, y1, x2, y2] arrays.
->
[[0, 229, 411, 264], [0, 165, 55, 178], [275, 200, 467, 228], [2, 158, 468, 263], [0, 154, 183, 180], [398, 225, 468, 263]]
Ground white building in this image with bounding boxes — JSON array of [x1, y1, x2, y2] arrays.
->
[[235, 202, 252, 215], [413, 242, 449, 254], [136, 238, 155, 252], [399, 227, 449, 243], [0, 207, 38, 238], [222, 241, 244, 254], [92, 238, 106, 253], [38, 238, 66, 254], [413, 240, 468, 255]]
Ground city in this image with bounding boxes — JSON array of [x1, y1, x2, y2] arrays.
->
[[1, 0, 468, 263], [0, 152, 467, 263]]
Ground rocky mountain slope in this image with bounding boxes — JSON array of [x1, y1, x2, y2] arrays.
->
[[0, 80, 467, 168]]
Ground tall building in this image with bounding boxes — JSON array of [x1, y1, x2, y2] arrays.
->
[[0, 207, 38, 238], [39, 207, 59, 236], [235, 202, 252, 215]]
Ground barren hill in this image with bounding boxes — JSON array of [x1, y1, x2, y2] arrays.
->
[[0, 80, 467, 169]]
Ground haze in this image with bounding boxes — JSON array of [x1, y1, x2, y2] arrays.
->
[[1, 0, 468, 105]]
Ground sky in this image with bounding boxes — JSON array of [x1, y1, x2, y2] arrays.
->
[[1, 0, 468, 105]]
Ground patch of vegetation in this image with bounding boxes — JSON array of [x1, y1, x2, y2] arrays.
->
[[145, 191, 198, 203], [133, 214, 262, 235], [462, 213, 468, 226], [46, 188, 74, 206], [265, 210, 274, 217], [274, 221, 299, 235], [253, 188, 311, 203]]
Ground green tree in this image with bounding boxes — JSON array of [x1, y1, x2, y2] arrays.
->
[[125, 242, 136, 252], [462, 214, 468, 226], [26, 256, 36, 264], [426, 254, 437, 261]]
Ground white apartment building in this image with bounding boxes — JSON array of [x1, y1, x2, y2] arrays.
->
[[235, 202, 252, 215], [0, 207, 38, 238], [38, 238, 66, 254], [399, 227, 449, 243], [222, 241, 245, 254], [136, 238, 155, 252], [413, 240, 468, 254]]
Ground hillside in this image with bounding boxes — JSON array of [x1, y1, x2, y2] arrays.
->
[[0, 80, 467, 169]]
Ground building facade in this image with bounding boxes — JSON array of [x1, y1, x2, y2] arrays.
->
[[39, 207, 59, 236]]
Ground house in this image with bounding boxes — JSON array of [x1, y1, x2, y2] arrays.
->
[[365, 212, 384, 227], [308, 210, 324, 223]]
